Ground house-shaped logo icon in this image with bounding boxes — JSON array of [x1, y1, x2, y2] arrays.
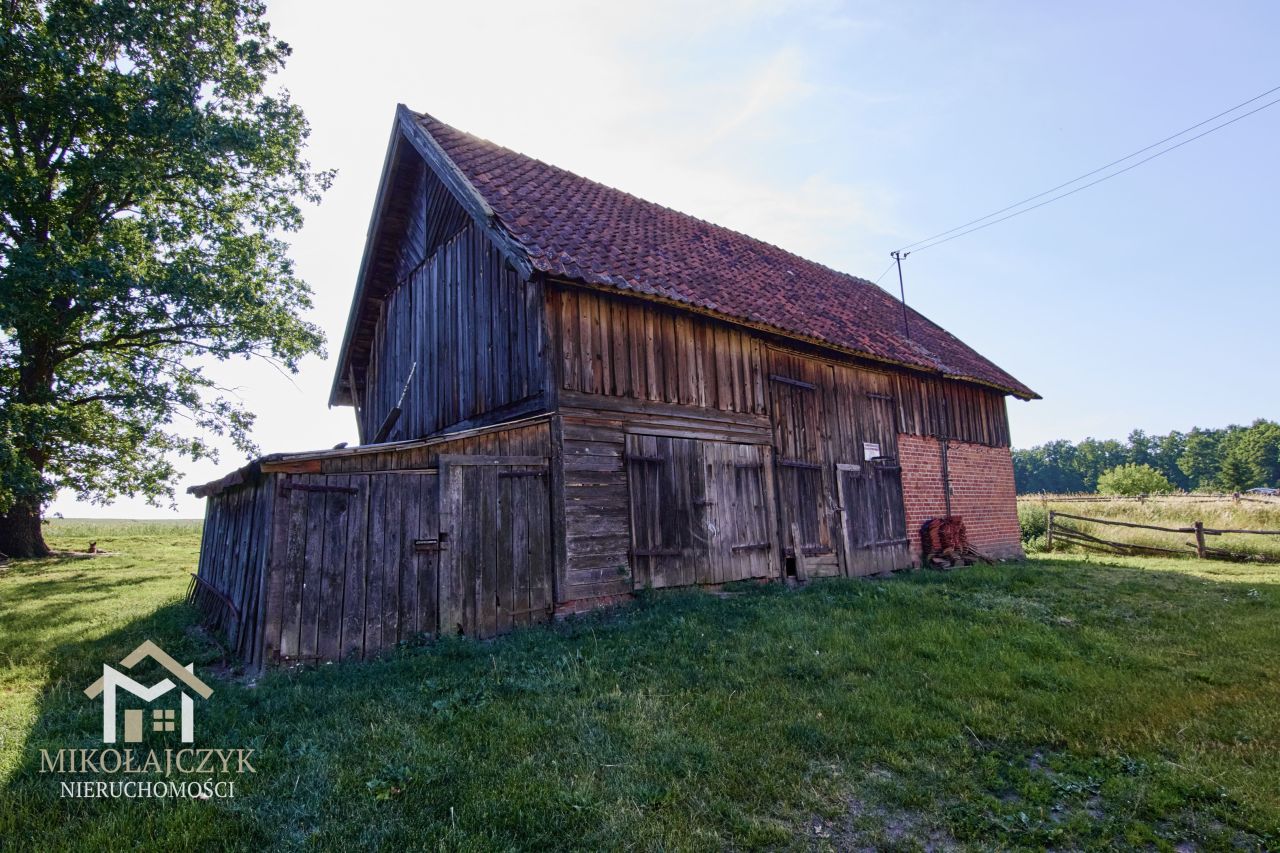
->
[[84, 640, 213, 744]]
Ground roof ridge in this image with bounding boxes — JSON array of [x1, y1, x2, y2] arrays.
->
[[411, 109, 894, 295]]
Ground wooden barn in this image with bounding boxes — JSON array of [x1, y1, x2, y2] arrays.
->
[[188, 105, 1037, 668]]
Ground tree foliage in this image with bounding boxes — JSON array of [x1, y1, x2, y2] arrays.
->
[[1096, 463, 1174, 496], [0, 0, 330, 555], [1014, 420, 1280, 495]]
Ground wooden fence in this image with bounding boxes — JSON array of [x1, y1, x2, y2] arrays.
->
[[1047, 510, 1280, 563]]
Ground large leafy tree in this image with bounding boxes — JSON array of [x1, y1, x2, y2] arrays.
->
[[0, 0, 329, 557], [1178, 428, 1223, 490]]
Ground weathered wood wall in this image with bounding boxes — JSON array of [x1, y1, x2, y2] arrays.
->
[[548, 286, 766, 415], [259, 420, 555, 663], [765, 349, 915, 576], [359, 222, 548, 442], [266, 470, 439, 663], [625, 434, 778, 588], [547, 281, 1010, 449], [545, 285, 1010, 582], [189, 475, 275, 669], [556, 399, 773, 603], [191, 420, 556, 667], [895, 374, 1011, 448]]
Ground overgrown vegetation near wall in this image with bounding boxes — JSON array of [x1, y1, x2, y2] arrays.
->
[[1013, 419, 1280, 494]]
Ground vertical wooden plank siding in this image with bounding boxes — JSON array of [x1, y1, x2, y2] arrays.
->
[[893, 373, 1010, 447], [548, 283, 1009, 449], [188, 474, 277, 667], [549, 286, 766, 416], [341, 473, 369, 660], [767, 349, 839, 576], [358, 223, 548, 442]]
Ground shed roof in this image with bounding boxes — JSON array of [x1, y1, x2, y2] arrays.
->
[[333, 107, 1037, 403]]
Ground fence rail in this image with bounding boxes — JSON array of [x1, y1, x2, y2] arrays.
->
[[1047, 510, 1280, 563]]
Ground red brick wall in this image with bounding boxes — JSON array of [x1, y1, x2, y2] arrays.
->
[[898, 434, 1023, 563]]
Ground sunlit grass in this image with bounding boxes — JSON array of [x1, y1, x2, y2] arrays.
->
[[1, 522, 1277, 850]]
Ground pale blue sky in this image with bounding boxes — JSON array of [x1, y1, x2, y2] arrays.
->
[[52, 0, 1280, 517]]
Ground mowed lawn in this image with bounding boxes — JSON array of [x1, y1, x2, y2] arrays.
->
[[1, 521, 1277, 850]]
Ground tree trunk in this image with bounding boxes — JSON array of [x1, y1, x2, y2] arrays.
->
[[0, 496, 49, 558]]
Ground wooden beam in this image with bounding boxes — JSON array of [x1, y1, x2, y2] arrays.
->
[[436, 454, 549, 467], [768, 373, 817, 391]]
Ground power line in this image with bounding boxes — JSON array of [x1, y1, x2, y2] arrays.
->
[[872, 260, 896, 285], [909, 94, 1280, 254], [896, 84, 1280, 255]]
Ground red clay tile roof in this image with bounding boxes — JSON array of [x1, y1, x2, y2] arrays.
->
[[413, 110, 1037, 399]]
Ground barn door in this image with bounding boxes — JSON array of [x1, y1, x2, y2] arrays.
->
[[625, 435, 707, 588], [836, 387, 911, 575], [269, 470, 440, 665], [439, 455, 554, 639], [626, 436, 779, 588], [836, 462, 909, 575], [701, 442, 780, 583], [768, 350, 839, 576]]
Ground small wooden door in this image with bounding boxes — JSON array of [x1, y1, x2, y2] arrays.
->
[[702, 442, 780, 583], [439, 455, 555, 638], [269, 470, 440, 664], [836, 460, 910, 576], [626, 436, 779, 588]]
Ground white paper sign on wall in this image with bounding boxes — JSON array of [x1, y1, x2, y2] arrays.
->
[[863, 442, 880, 461]]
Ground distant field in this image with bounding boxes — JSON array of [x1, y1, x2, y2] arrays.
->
[[1019, 494, 1280, 562], [1, 519, 1278, 850], [43, 517, 204, 542]]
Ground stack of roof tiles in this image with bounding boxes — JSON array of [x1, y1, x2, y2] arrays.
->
[[922, 516, 969, 556], [920, 516, 995, 567]]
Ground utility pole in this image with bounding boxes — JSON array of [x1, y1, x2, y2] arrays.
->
[[890, 250, 911, 340]]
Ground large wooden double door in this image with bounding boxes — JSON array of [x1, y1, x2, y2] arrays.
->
[[625, 435, 780, 588], [767, 349, 911, 577]]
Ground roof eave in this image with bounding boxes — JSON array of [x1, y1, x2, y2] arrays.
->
[[328, 113, 406, 408]]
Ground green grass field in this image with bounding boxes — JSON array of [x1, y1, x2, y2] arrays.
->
[[1, 519, 1277, 850]]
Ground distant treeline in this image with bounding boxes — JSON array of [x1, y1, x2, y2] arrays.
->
[[1013, 419, 1280, 494]]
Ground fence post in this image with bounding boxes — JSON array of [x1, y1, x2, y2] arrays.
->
[[1193, 521, 1206, 559], [1046, 510, 1055, 551]]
